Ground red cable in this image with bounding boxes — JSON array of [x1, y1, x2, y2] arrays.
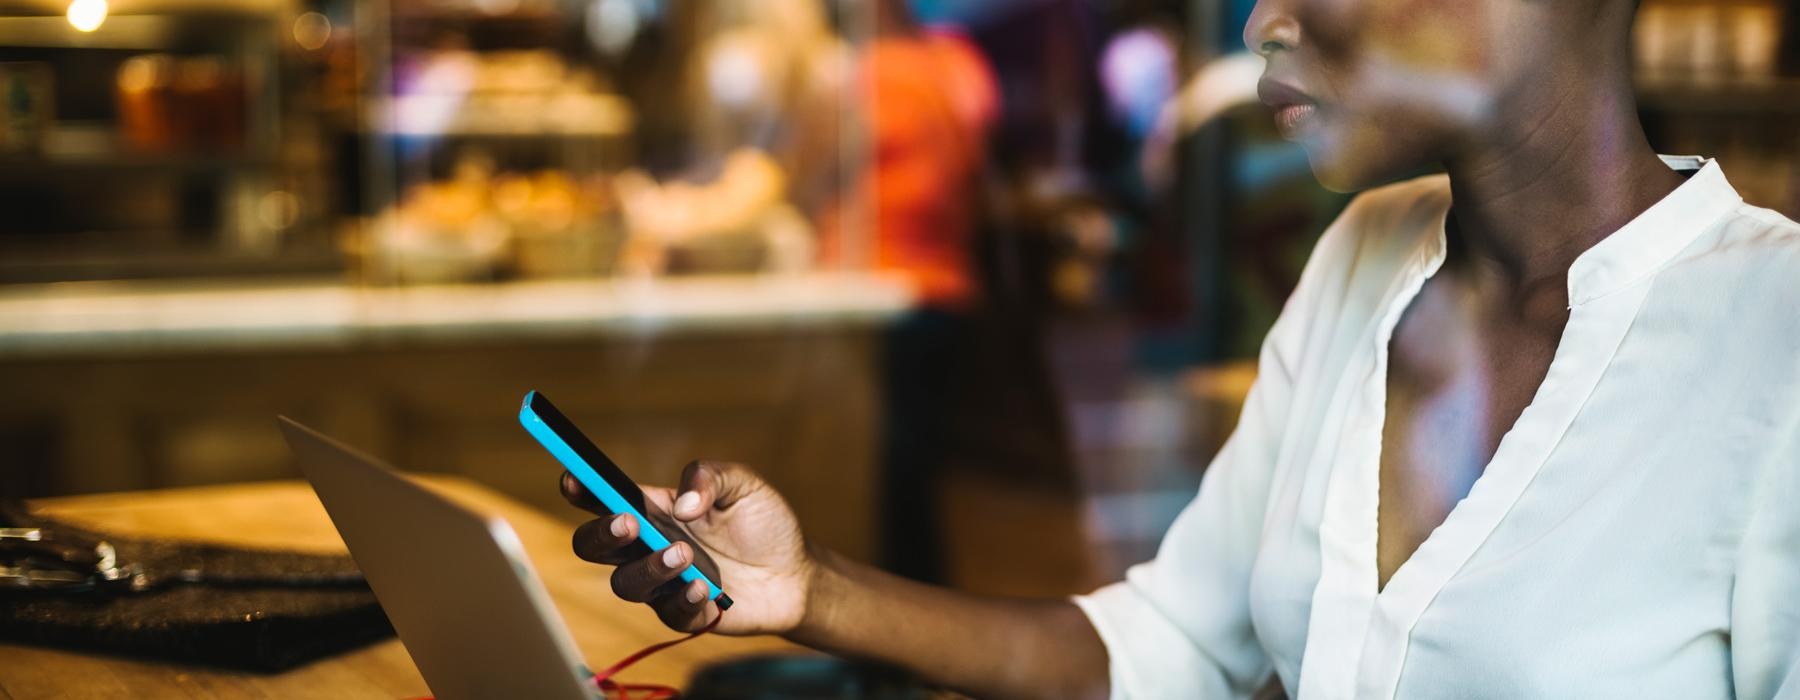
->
[[591, 612, 724, 700], [408, 611, 724, 700]]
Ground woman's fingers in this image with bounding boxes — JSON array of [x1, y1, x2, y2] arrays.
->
[[563, 466, 727, 631], [581, 526, 717, 631], [572, 514, 638, 565], [652, 579, 721, 633], [610, 542, 692, 603]]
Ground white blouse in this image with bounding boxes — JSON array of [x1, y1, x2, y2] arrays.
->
[[1075, 156, 1800, 699]]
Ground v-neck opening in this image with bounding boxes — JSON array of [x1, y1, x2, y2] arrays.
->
[[1367, 223, 1463, 599], [1364, 210, 1597, 607]]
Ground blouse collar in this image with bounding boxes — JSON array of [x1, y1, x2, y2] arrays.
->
[[1417, 156, 1743, 308], [1565, 156, 1742, 306]]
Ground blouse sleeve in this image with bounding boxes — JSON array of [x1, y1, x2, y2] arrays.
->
[[1071, 210, 1352, 698], [1071, 370, 1288, 696], [1731, 422, 1800, 700]]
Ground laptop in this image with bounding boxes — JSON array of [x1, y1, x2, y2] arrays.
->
[[278, 417, 596, 700]]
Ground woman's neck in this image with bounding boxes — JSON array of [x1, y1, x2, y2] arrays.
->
[[1440, 67, 1684, 316]]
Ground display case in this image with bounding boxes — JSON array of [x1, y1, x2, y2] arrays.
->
[[0, 0, 344, 282], [348, 0, 874, 285], [0, 0, 878, 285]]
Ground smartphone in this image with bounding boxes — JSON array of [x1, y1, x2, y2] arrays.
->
[[519, 391, 733, 611]]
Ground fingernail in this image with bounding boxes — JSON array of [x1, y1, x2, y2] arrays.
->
[[609, 516, 629, 537], [662, 545, 685, 568], [675, 492, 701, 515], [685, 585, 705, 604]]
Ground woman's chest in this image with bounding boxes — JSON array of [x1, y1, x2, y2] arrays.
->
[[1376, 275, 1567, 590], [1244, 288, 1776, 697], [1249, 416, 1754, 698]]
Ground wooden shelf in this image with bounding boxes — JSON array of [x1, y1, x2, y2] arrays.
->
[[0, 244, 341, 284], [0, 152, 277, 178], [371, 94, 633, 138], [1636, 76, 1800, 114], [0, 13, 271, 50]]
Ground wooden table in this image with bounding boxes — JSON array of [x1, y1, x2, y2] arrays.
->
[[0, 477, 807, 699]]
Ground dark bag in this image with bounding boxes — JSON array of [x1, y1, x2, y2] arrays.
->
[[0, 499, 394, 672]]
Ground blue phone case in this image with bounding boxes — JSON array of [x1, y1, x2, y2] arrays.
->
[[519, 391, 732, 610]]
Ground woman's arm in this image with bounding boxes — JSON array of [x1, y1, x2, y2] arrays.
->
[[562, 462, 1109, 699], [795, 547, 1108, 699]]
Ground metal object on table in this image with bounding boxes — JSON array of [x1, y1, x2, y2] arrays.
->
[[2, 502, 367, 595], [0, 518, 143, 593]]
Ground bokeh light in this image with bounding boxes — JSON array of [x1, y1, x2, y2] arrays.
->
[[65, 0, 107, 32]]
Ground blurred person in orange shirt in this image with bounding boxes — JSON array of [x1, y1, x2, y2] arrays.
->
[[829, 0, 1000, 582], [856, 0, 998, 308]]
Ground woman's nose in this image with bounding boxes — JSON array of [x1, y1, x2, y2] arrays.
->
[[1244, 0, 1302, 56]]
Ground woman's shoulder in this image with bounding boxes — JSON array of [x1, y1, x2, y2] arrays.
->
[[1344, 172, 1454, 221], [1667, 201, 1800, 307], [1710, 202, 1800, 260], [1655, 203, 1800, 370], [1315, 173, 1449, 259], [1289, 173, 1452, 302]]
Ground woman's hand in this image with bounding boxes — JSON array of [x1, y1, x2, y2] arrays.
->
[[561, 460, 814, 636], [563, 459, 1109, 698]]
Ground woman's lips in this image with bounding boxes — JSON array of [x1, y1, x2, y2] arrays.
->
[[1273, 103, 1317, 138], [1258, 78, 1319, 141]]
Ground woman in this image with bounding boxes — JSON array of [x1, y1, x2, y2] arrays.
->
[[561, 0, 1800, 696]]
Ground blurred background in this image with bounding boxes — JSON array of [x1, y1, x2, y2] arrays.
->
[[0, 0, 1795, 597]]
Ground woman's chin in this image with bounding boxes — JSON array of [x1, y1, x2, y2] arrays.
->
[[1300, 119, 1450, 193], [1303, 142, 1426, 194], [1305, 151, 1371, 194]]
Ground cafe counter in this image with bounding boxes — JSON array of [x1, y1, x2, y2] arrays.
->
[[0, 273, 912, 560]]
